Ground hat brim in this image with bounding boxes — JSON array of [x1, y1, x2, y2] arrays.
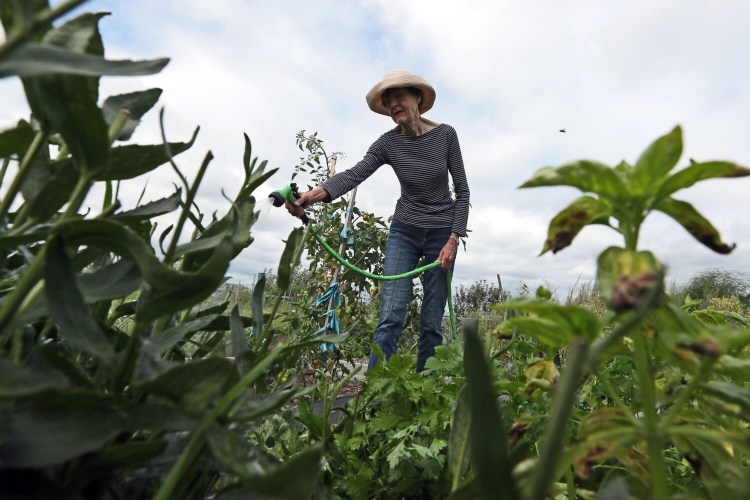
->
[[366, 76, 436, 116]]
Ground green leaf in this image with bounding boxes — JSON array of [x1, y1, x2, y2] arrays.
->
[[462, 318, 517, 499], [0, 119, 34, 158], [659, 160, 750, 197], [492, 298, 600, 347], [142, 315, 221, 356], [114, 189, 182, 220], [102, 88, 163, 141], [541, 196, 611, 254], [52, 219, 233, 323], [228, 388, 300, 422], [655, 197, 736, 254], [217, 446, 322, 499], [278, 227, 304, 292], [251, 273, 266, 344], [672, 432, 750, 498], [230, 305, 250, 374], [0, 358, 69, 399], [96, 136, 197, 181], [0, 402, 126, 468], [631, 125, 682, 194], [14, 259, 141, 327], [519, 160, 626, 201], [702, 382, 750, 413], [206, 424, 265, 479], [45, 236, 116, 369], [124, 403, 196, 432], [0, 42, 169, 78], [135, 358, 233, 415], [24, 157, 78, 221], [448, 386, 471, 489]]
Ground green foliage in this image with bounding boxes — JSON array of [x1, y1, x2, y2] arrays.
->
[[513, 125, 750, 499], [0, 4, 321, 498], [681, 268, 750, 307]]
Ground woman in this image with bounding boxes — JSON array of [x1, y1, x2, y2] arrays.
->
[[287, 69, 470, 372]]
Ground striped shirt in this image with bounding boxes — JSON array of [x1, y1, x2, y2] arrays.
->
[[321, 123, 470, 236]]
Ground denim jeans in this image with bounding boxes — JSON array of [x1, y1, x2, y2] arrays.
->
[[368, 219, 453, 372]]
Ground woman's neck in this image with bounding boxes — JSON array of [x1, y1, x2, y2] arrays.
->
[[400, 116, 433, 136]]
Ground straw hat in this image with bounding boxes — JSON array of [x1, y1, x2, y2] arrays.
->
[[366, 69, 436, 115]]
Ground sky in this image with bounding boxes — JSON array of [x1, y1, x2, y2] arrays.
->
[[2, 0, 749, 297]]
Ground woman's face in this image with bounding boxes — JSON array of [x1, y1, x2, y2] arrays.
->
[[382, 88, 421, 125]]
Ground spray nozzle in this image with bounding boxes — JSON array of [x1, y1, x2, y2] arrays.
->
[[269, 183, 309, 224]]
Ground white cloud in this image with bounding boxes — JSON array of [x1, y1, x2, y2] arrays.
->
[[2, 0, 749, 299]]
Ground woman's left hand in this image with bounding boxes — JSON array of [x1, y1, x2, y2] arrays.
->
[[437, 236, 459, 271]]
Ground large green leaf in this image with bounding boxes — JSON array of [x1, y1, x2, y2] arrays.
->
[[45, 236, 116, 369], [519, 160, 626, 201], [142, 315, 221, 356], [462, 318, 517, 499], [0, 42, 169, 78], [630, 125, 682, 195], [655, 197, 736, 254], [228, 388, 300, 422], [251, 273, 266, 344], [102, 88, 163, 141], [702, 382, 750, 413], [181, 196, 256, 272], [658, 160, 750, 197], [21, 14, 110, 174], [23, 157, 78, 221], [206, 424, 266, 479], [43, 12, 106, 98], [0, 358, 69, 399], [492, 298, 601, 347], [672, 432, 750, 498], [217, 446, 323, 499], [447, 386, 471, 489], [0, 402, 126, 468], [96, 136, 197, 181], [278, 227, 304, 291], [114, 189, 182, 220], [541, 195, 611, 254], [135, 357, 233, 415], [51, 219, 233, 323], [0, 120, 34, 158], [230, 305, 250, 374], [14, 258, 141, 326]]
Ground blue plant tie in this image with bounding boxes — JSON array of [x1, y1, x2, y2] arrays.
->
[[315, 281, 341, 308]]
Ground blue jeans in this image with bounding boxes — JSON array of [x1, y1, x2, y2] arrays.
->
[[368, 219, 453, 372]]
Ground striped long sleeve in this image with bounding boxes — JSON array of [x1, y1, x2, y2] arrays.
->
[[321, 123, 470, 236]]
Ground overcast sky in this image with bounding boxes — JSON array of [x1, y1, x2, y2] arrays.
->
[[2, 0, 749, 297]]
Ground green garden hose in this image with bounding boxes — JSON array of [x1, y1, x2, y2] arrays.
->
[[309, 225, 458, 340]]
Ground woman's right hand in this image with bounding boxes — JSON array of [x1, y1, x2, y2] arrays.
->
[[285, 186, 330, 219], [285, 191, 312, 219]]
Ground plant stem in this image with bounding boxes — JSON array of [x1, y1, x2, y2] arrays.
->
[[0, 247, 46, 331], [0, 157, 10, 193], [529, 338, 590, 500], [0, 130, 45, 223], [565, 466, 576, 500], [163, 151, 212, 263], [0, 0, 90, 60], [631, 328, 669, 499]]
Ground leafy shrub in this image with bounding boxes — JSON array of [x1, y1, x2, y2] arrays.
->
[[0, 3, 329, 498]]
